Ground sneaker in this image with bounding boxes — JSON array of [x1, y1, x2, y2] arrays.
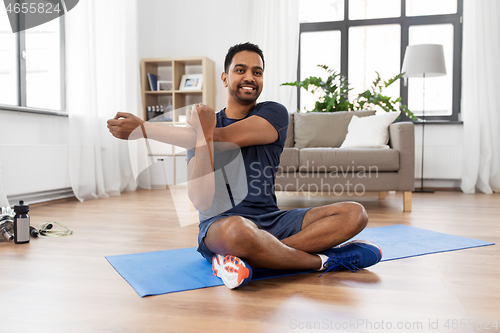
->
[[320, 240, 382, 276], [212, 254, 253, 289]]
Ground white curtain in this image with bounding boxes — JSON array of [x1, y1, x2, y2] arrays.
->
[[0, 158, 8, 207], [461, 0, 500, 194], [65, 0, 138, 201], [244, 0, 299, 114]]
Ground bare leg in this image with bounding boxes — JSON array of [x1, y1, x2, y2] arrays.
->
[[205, 216, 322, 270], [204, 201, 368, 270], [282, 201, 368, 253]]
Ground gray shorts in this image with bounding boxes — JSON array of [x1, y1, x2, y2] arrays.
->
[[197, 207, 312, 261]]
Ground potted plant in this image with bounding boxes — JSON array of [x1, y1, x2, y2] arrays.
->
[[281, 64, 417, 120]]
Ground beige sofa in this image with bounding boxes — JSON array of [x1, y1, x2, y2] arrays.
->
[[276, 111, 415, 212]]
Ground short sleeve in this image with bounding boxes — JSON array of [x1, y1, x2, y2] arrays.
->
[[187, 149, 195, 164], [253, 102, 289, 145]]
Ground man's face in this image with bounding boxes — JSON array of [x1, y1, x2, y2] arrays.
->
[[222, 50, 264, 105]]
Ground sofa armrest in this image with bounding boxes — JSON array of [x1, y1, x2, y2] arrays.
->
[[389, 122, 415, 191]]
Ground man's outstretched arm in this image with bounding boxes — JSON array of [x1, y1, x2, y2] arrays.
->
[[107, 112, 197, 149]]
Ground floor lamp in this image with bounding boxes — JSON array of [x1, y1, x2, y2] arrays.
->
[[401, 44, 447, 193]]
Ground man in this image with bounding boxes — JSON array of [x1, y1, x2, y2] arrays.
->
[[108, 42, 381, 290]]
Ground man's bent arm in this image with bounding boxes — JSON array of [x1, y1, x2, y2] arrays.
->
[[147, 114, 278, 150], [213, 115, 278, 148]]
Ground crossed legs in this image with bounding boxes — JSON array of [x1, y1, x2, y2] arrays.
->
[[204, 201, 368, 271]]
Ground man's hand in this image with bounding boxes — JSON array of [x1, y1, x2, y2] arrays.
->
[[107, 112, 145, 140], [186, 104, 216, 139]]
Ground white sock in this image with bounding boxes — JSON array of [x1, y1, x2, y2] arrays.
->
[[316, 254, 329, 271]]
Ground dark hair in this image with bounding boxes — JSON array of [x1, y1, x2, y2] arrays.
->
[[224, 42, 265, 73]]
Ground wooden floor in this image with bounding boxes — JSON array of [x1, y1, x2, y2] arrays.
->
[[0, 189, 498, 333]]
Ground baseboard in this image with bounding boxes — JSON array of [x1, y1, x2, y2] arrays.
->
[[414, 179, 461, 190], [417, 187, 462, 192], [7, 188, 75, 206]]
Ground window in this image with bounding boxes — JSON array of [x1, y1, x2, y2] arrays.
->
[[298, 0, 463, 122], [0, 8, 65, 112], [300, 30, 341, 111]]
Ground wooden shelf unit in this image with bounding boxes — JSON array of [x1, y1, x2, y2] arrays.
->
[[140, 56, 215, 186], [140, 56, 216, 123]]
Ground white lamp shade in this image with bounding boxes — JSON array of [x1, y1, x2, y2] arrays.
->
[[401, 44, 447, 78]]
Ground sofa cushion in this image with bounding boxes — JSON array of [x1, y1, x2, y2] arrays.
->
[[294, 110, 376, 149], [298, 148, 400, 172], [278, 148, 299, 171], [340, 111, 400, 149], [284, 113, 294, 148]]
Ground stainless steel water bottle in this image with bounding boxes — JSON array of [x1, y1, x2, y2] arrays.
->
[[14, 200, 30, 244]]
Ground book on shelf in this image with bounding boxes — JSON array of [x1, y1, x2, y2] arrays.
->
[[147, 73, 158, 91]]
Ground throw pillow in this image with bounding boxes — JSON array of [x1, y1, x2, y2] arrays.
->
[[340, 111, 401, 149], [294, 110, 376, 148]]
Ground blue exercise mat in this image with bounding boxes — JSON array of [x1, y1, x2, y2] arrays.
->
[[105, 225, 494, 297]]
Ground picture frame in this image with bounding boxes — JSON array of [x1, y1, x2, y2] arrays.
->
[[179, 74, 203, 91], [158, 80, 173, 91]]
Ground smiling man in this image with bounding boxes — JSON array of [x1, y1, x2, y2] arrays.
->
[[107, 42, 382, 290], [185, 42, 382, 289]]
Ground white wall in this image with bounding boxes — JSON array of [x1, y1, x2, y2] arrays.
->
[[0, 110, 71, 202], [137, 0, 157, 61], [0, 111, 68, 145], [414, 124, 463, 188], [143, 0, 248, 111]]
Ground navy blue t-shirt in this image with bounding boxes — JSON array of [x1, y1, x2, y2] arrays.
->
[[187, 101, 289, 220]]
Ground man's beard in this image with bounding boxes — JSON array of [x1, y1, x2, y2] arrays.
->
[[229, 84, 261, 104]]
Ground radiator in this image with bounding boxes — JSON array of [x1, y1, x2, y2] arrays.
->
[[415, 145, 463, 179], [0, 145, 71, 197]]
